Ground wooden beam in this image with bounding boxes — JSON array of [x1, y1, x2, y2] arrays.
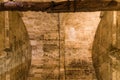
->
[[0, 1, 119, 12]]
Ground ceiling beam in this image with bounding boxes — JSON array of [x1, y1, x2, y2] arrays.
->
[[0, 1, 119, 12]]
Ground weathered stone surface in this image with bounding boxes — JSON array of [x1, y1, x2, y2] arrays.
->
[[0, 11, 32, 80], [92, 11, 120, 80], [22, 11, 100, 80], [0, 11, 5, 59]]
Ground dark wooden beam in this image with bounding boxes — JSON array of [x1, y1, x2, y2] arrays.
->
[[0, 1, 119, 12]]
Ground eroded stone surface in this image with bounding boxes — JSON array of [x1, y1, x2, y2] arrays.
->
[[22, 11, 100, 80], [92, 11, 120, 80], [0, 11, 31, 80]]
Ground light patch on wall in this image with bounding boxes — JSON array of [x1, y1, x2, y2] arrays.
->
[[30, 40, 37, 46], [68, 27, 77, 41], [112, 11, 117, 46]]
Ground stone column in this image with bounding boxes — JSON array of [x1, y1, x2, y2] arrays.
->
[[0, 0, 5, 79]]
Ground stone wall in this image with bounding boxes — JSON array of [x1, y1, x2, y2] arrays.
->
[[0, 11, 31, 80], [61, 12, 100, 80], [23, 12, 66, 80], [22, 11, 100, 80]]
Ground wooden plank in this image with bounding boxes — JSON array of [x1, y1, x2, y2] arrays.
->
[[0, 1, 119, 12]]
